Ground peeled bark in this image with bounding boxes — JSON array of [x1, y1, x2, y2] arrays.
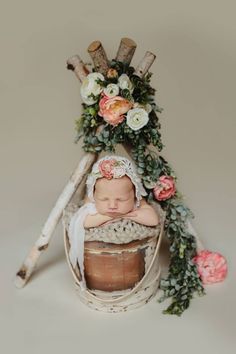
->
[[15, 153, 98, 288], [134, 51, 156, 78], [67, 55, 90, 82], [87, 41, 109, 76], [115, 37, 137, 65]]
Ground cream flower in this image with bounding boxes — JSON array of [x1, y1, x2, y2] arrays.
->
[[80, 72, 104, 105], [126, 108, 149, 131], [133, 102, 152, 113], [118, 74, 134, 93], [103, 83, 119, 98]]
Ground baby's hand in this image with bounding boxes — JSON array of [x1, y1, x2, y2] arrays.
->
[[122, 211, 137, 217], [102, 216, 123, 226], [122, 206, 159, 226]]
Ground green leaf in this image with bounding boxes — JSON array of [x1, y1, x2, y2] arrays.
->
[[137, 167, 144, 174]]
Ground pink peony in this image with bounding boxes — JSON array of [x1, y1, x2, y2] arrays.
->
[[153, 175, 176, 201], [192, 250, 228, 284], [98, 159, 116, 179], [98, 95, 133, 126]]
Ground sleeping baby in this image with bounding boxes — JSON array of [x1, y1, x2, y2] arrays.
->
[[68, 155, 159, 289]]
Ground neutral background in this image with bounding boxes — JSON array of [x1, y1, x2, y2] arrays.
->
[[1, 0, 235, 353]]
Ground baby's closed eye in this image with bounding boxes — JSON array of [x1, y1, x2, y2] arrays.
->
[[97, 197, 129, 202]]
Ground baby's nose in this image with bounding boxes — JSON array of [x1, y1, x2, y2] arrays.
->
[[108, 200, 118, 209]]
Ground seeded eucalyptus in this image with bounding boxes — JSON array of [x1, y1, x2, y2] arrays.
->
[[74, 59, 205, 315]]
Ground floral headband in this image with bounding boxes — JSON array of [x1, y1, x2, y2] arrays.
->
[[86, 155, 147, 206]]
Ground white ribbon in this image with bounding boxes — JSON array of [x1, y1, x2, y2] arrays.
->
[[68, 202, 97, 290], [186, 218, 204, 252]]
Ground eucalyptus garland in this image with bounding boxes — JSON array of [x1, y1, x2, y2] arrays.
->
[[74, 59, 205, 315]]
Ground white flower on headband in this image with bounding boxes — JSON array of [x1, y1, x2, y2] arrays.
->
[[112, 166, 126, 178], [98, 158, 126, 179]]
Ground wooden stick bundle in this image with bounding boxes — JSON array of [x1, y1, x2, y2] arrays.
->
[[115, 37, 137, 65], [87, 41, 109, 75], [67, 55, 90, 82], [134, 51, 156, 78]]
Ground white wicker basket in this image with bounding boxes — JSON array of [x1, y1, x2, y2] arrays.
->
[[63, 202, 165, 313]]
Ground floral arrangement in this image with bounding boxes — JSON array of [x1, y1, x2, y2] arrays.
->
[[74, 59, 227, 316], [98, 158, 124, 179]]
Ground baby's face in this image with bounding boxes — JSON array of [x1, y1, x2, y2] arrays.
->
[[94, 175, 135, 216]]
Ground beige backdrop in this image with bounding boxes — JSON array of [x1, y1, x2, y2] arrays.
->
[[1, 0, 235, 353]]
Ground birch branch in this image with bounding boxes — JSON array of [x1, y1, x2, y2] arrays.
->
[[15, 153, 98, 288], [115, 37, 137, 65], [87, 41, 109, 76], [67, 55, 90, 82], [134, 51, 156, 78]]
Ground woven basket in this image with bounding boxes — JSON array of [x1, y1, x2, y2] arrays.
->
[[63, 202, 165, 313]]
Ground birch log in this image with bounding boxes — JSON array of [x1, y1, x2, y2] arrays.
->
[[115, 37, 137, 65], [15, 153, 98, 288], [134, 51, 156, 78], [67, 55, 90, 82], [87, 41, 109, 76]]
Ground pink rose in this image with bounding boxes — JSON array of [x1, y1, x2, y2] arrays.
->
[[98, 95, 133, 126], [153, 175, 176, 201], [98, 159, 116, 179], [192, 250, 228, 284]]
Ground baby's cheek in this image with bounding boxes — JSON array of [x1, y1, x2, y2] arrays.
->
[[121, 199, 135, 213], [94, 201, 104, 213]]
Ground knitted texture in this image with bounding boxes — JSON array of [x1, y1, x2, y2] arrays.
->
[[85, 218, 160, 243], [63, 202, 163, 244]]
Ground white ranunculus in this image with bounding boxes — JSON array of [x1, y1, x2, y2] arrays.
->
[[133, 102, 152, 113], [103, 83, 119, 98], [80, 72, 104, 105], [118, 74, 134, 93], [145, 103, 152, 113], [126, 108, 149, 131]]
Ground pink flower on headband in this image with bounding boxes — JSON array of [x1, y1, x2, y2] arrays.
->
[[98, 159, 126, 179], [98, 159, 116, 179], [192, 250, 227, 284]]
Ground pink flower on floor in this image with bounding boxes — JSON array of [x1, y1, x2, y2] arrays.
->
[[98, 95, 133, 126], [192, 250, 228, 284], [98, 159, 116, 179], [153, 175, 176, 201]]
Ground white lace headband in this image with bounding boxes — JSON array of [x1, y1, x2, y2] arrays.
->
[[86, 155, 147, 206]]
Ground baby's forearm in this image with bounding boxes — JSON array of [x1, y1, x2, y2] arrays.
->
[[84, 213, 113, 228], [125, 208, 159, 226]]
